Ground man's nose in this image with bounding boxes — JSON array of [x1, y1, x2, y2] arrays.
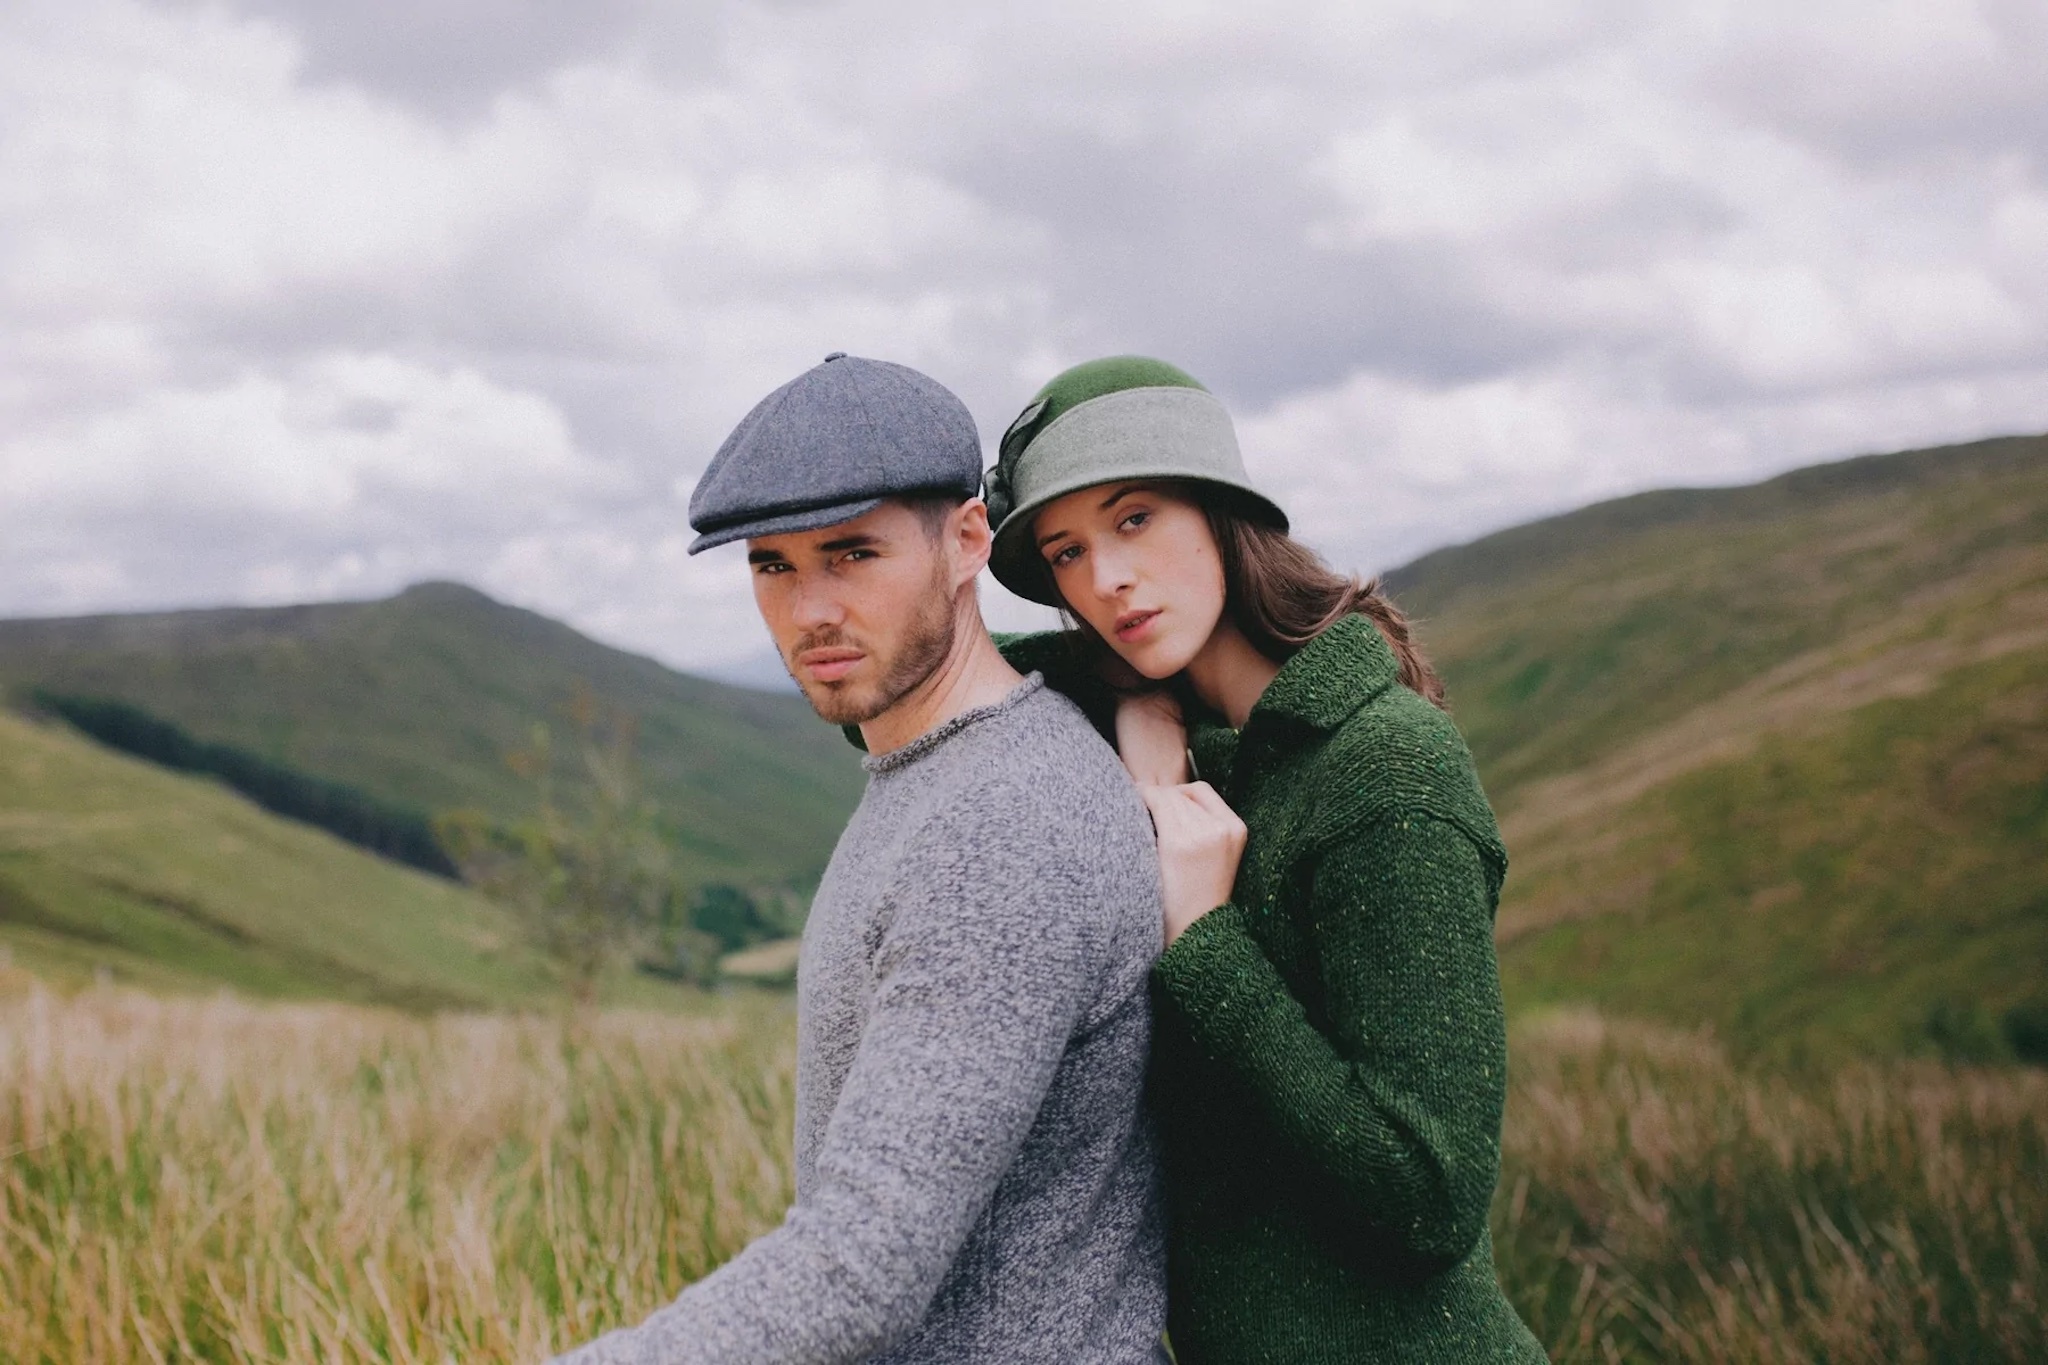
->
[[788, 576, 845, 630]]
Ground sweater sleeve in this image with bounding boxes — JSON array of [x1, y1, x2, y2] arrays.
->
[[548, 797, 1104, 1365], [1150, 812, 1508, 1275]]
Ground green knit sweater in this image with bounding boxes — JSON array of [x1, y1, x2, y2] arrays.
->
[[1003, 617, 1546, 1364]]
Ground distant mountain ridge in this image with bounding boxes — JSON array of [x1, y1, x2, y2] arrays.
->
[[1385, 433, 2048, 616], [0, 581, 864, 892]]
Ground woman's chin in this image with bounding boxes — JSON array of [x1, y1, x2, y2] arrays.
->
[[1109, 637, 1191, 682]]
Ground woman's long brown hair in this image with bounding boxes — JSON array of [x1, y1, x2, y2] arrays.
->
[[1202, 492, 1447, 710], [1037, 481, 1448, 711]]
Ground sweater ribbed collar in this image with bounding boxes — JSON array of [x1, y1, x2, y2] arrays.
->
[[860, 672, 1046, 775], [1244, 613, 1398, 735]]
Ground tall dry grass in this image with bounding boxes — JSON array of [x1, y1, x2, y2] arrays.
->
[[3, 974, 2044, 1363], [1497, 1010, 2048, 1362], [0, 972, 792, 1363]]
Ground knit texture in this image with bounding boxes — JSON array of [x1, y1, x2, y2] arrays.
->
[[553, 676, 1168, 1365], [1002, 620, 1546, 1364]]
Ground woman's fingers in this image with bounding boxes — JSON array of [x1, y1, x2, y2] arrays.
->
[[1179, 782, 1248, 845], [1141, 782, 1249, 946]]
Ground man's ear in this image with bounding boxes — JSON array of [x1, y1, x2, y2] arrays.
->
[[951, 498, 994, 587]]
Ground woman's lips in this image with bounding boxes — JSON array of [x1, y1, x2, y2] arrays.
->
[[1114, 609, 1160, 642], [799, 649, 865, 682]]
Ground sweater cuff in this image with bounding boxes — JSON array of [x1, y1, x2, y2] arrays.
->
[[1152, 903, 1290, 1055]]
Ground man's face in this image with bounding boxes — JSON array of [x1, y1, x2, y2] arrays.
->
[[747, 501, 963, 726]]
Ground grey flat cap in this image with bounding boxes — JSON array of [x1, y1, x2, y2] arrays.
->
[[687, 353, 983, 553]]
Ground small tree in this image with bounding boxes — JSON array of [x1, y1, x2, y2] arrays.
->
[[437, 689, 688, 1008], [688, 883, 768, 953]]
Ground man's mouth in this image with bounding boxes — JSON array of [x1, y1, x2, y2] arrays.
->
[[1113, 609, 1160, 642], [797, 648, 866, 683]]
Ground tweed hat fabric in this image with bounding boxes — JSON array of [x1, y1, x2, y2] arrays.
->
[[984, 356, 1287, 604], [687, 353, 983, 553]]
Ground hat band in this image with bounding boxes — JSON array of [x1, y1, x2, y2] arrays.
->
[[1007, 386, 1244, 510]]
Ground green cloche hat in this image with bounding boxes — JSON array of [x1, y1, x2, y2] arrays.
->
[[985, 356, 1288, 605]]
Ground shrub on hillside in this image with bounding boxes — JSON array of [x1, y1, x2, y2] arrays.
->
[[1925, 996, 2007, 1062], [2006, 1000, 2048, 1067], [687, 883, 773, 953]]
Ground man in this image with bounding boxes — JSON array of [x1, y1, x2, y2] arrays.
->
[[552, 353, 1166, 1364]]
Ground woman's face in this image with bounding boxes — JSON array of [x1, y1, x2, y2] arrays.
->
[[1031, 482, 1227, 680]]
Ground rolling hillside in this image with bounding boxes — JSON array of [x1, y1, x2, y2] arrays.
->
[[0, 583, 863, 892], [0, 705, 551, 1007], [1389, 433, 2048, 1061], [4, 435, 2040, 1050]]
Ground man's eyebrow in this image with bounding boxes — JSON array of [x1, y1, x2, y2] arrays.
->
[[746, 548, 788, 565], [817, 533, 881, 552]]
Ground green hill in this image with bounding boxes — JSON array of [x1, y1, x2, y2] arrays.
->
[[0, 705, 552, 1007], [0, 583, 863, 893], [1388, 433, 2048, 1062]]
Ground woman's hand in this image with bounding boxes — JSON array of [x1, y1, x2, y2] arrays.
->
[[1140, 781, 1248, 947], [1115, 690, 1189, 787]]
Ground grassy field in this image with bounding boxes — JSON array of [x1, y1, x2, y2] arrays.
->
[[0, 705, 541, 1006], [1390, 434, 2048, 1061], [0, 706, 690, 1010], [3, 976, 2041, 1364], [0, 581, 864, 891]]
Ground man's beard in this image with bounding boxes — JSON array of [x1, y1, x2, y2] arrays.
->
[[786, 580, 957, 727]]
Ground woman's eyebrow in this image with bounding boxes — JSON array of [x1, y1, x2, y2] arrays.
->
[[1039, 484, 1153, 550]]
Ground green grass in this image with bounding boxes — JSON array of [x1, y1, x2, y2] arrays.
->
[[1496, 645, 2048, 1063], [1386, 432, 2048, 1061], [0, 582, 864, 891], [0, 706, 689, 1010], [1395, 433, 2048, 794]]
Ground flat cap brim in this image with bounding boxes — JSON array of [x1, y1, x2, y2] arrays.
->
[[687, 496, 885, 554]]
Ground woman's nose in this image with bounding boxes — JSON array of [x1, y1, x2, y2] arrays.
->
[[1091, 547, 1135, 600]]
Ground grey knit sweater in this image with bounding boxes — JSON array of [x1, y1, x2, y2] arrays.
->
[[552, 675, 1167, 1364]]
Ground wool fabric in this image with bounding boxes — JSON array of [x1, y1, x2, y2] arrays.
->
[[687, 353, 983, 553], [985, 357, 1286, 602], [553, 677, 1168, 1364], [1003, 618, 1547, 1364]]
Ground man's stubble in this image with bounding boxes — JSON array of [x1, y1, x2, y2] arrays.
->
[[788, 562, 958, 727]]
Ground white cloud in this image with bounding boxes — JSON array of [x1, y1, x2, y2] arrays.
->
[[1, 0, 2044, 675]]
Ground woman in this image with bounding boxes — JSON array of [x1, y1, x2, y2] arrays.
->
[[985, 357, 1546, 1363]]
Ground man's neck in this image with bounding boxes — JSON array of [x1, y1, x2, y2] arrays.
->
[[859, 608, 1026, 756]]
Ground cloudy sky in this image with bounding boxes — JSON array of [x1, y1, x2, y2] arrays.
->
[[4, 0, 2046, 678]]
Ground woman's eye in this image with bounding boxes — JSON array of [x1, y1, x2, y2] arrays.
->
[[1048, 544, 1080, 568], [1119, 510, 1150, 532]]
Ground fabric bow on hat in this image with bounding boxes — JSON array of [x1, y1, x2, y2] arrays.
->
[[983, 463, 1015, 527]]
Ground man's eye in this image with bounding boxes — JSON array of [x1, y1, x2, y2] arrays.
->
[[753, 562, 790, 575]]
